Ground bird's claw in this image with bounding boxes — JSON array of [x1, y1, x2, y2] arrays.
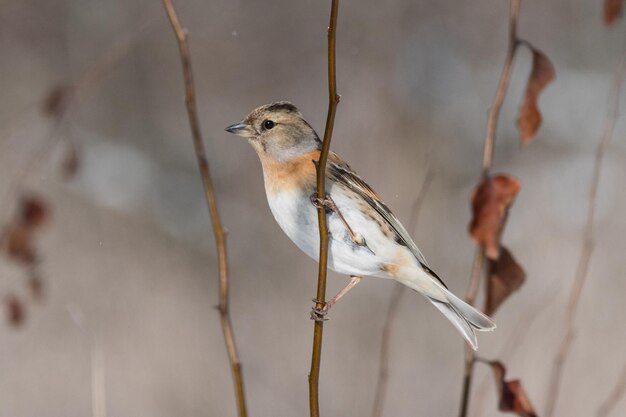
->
[[309, 193, 333, 213], [310, 299, 330, 322]]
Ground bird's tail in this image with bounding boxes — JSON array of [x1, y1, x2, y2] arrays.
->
[[427, 289, 496, 350], [398, 268, 496, 349]]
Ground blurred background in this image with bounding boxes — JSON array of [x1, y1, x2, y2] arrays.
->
[[1, 0, 625, 416]]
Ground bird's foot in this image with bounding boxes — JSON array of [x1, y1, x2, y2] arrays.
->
[[310, 299, 330, 322], [309, 193, 334, 213]]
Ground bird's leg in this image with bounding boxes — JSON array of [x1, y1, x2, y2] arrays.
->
[[310, 276, 362, 321], [309, 193, 366, 247], [327, 275, 362, 308]]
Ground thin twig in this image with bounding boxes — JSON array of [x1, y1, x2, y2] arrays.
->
[[597, 363, 626, 417], [369, 285, 403, 417], [309, 1, 340, 416], [481, 0, 520, 175], [459, 1, 521, 417], [370, 167, 432, 417], [544, 43, 626, 417], [161, 2, 247, 416]]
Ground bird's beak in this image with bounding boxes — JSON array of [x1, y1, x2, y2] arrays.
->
[[225, 121, 255, 138]]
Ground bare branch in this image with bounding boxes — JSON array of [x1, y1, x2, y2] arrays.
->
[[545, 41, 626, 417], [309, 1, 340, 416], [161, 2, 248, 416]]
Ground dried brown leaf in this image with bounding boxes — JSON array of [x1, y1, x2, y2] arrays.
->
[[469, 175, 521, 259], [605, 0, 625, 25], [20, 196, 48, 230], [485, 360, 538, 417], [4, 225, 36, 265], [484, 246, 526, 316], [5, 295, 25, 327], [518, 47, 556, 144]]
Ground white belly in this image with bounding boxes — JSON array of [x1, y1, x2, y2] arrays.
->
[[265, 186, 398, 278]]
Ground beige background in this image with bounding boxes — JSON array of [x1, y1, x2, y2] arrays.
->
[[1, 0, 625, 416]]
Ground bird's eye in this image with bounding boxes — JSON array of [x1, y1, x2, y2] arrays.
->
[[263, 120, 275, 130]]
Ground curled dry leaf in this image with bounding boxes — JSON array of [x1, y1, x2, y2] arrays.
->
[[484, 246, 526, 316], [605, 0, 624, 26], [469, 175, 521, 259], [6, 294, 25, 327], [484, 360, 537, 417], [517, 46, 556, 144]]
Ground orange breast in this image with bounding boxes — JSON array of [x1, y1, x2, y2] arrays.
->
[[261, 150, 320, 194]]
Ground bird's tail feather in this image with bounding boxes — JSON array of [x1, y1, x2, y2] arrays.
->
[[427, 290, 496, 350]]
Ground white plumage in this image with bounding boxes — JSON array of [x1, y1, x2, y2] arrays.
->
[[265, 175, 495, 350]]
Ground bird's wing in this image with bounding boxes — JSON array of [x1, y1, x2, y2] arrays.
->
[[327, 153, 431, 268]]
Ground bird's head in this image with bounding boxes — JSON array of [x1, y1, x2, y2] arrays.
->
[[225, 101, 321, 163]]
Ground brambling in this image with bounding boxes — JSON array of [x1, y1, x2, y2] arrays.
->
[[226, 102, 495, 349]]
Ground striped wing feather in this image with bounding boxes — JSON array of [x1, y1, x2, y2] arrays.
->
[[327, 153, 429, 267]]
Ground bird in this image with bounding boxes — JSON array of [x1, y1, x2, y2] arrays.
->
[[225, 101, 495, 349]]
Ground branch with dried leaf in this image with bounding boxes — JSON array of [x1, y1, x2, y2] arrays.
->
[[472, 289, 556, 417], [459, 0, 554, 416], [459, 1, 521, 413], [161, 2, 248, 416], [309, 1, 340, 416], [0, 194, 50, 327], [544, 39, 626, 417], [475, 358, 537, 417]]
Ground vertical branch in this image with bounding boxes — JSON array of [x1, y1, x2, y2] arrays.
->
[[370, 168, 432, 417], [161, 2, 248, 417], [369, 284, 404, 417], [309, 1, 340, 417], [481, 0, 520, 175], [459, 1, 521, 417], [545, 44, 626, 417]]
